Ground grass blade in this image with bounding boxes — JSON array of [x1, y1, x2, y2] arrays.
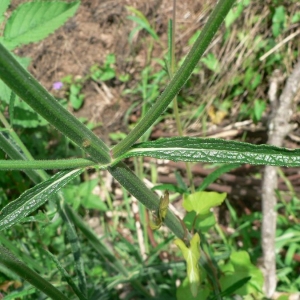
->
[[58, 202, 87, 298], [0, 246, 69, 300], [43, 249, 88, 300]]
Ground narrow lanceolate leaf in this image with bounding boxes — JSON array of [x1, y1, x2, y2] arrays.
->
[[0, 169, 82, 231], [3, 1, 80, 50], [0, 246, 69, 300], [117, 137, 300, 167]]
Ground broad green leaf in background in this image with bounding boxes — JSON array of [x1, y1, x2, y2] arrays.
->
[[219, 251, 264, 296], [0, 0, 10, 25], [183, 191, 226, 215], [176, 277, 210, 300], [272, 5, 286, 38], [184, 211, 216, 232], [253, 99, 266, 122], [118, 137, 300, 167], [201, 53, 220, 73], [0, 169, 83, 231], [63, 179, 108, 211], [224, 1, 248, 28], [291, 12, 300, 23], [174, 233, 201, 297], [3, 0, 80, 49]]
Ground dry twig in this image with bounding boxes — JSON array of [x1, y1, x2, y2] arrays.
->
[[262, 60, 300, 297]]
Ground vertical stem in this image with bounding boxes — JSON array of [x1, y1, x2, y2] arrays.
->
[[262, 60, 300, 297], [112, 0, 236, 157], [169, 1, 195, 193]]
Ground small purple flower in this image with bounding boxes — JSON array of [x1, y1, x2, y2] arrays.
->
[[53, 81, 63, 90]]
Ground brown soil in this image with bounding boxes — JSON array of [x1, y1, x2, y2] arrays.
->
[[12, 0, 204, 144]]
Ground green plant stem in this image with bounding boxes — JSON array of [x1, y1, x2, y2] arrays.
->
[[112, 0, 236, 158], [0, 158, 98, 170], [0, 112, 47, 181], [0, 246, 69, 300], [108, 161, 189, 240], [0, 131, 46, 183], [0, 42, 110, 164], [169, 10, 195, 193], [134, 157, 150, 256]]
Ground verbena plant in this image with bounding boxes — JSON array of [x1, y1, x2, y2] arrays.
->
[[0, 0, 300, 298]]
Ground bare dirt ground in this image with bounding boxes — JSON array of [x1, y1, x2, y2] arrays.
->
[[13, 0, 204, 143]]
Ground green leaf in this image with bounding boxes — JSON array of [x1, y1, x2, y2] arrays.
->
[[0, 0, 10, 25], [176, 277, 210, 300], [219, 251, 264, 295], [184, 211, 216, 232], [253, 99, 266, 122], [220, 276, 251, 297], [183, 191, 226, 215], [126, 6, 159, 41], [201, 53, 220, 73], [196, 212, 216, 232], [224, 1, 245, 28], [127, 16, 159, 41], [0, 169, 82, 231], [272, 6, 286, 38], [3, 1, 80, 49], [291, 12, 300, 24], [118, 137, 300, 167], [174, 233, 201, 297], [73, 179, 107, 211], [197, 163, 240, 191]]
